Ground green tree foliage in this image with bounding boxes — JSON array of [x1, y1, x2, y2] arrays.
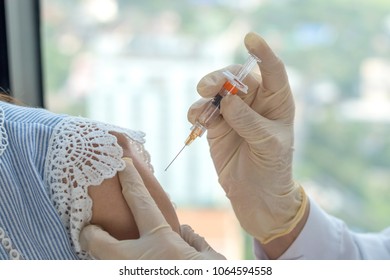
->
[[249, 0, 390, 95]]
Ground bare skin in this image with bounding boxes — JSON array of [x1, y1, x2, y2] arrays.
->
[[88, 132, 180, 240]]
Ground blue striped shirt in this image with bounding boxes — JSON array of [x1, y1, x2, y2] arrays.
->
[[0, 101, 148, 260], [0, 101, 78, 259]]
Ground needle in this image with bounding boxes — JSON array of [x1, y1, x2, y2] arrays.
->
[[165, 145, 186, 171]]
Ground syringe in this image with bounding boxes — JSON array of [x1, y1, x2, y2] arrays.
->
[[165, 53, 261, 171]]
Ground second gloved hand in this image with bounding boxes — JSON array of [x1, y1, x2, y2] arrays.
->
[[80, 158, 225, 260], [188, 32, 307, 244]]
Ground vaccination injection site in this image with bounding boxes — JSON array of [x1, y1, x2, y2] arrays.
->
[[0, 0, 390, 278]]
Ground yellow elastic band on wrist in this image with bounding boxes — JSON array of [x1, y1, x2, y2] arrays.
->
[[261, 185, 308, 244]]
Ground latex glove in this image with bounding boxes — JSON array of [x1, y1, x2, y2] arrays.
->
[[188, 32, 307, 244], [80, 158, 225, 260]]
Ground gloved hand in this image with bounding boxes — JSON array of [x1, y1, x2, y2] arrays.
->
[[80, 157, 225, 260], [188, 32, 307, 244]]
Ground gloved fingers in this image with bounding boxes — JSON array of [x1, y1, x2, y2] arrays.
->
[[244, 32, 289, 93], [79, 224, 121, 259], [187, 98, 209, 125], [181, 225, 226, 260], [187, 98, 226, 129], [180, 224, 208, 251], [196, 68, 228, 98], [189, 67, 260, 136], [197, 65, 258, 99], [220, 94, 277, 145], [119, 157, 170, 235]]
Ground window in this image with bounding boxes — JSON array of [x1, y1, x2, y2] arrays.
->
[[41, 0, 390, 258]]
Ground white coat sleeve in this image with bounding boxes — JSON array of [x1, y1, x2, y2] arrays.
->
[[253, 197, 390, 259]]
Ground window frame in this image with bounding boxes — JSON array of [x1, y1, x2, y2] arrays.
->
[[4, 0, 44, 107], [0, 1, 10, 92]]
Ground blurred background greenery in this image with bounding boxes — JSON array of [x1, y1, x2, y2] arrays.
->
[[41, 0, 390, 258]]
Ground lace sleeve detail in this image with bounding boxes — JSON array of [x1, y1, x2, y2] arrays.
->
[[44, 117, 151, 259], [0, 104, 8, 156]]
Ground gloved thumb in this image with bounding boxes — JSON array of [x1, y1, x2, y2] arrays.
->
[[244, 32, 288, 92], [119, 157, 170, 235]]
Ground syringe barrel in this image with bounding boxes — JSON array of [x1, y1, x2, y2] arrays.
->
[[197, 98, 221, 128], [188, 53, 261, 144], [196, 75, 241, 129]]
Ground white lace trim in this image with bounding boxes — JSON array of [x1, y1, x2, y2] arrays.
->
[[44, 117, 152, 259], [0, 104, 7, 156], [0, 227, 22, 260]]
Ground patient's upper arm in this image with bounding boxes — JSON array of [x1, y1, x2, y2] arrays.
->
[[45, 120, 178, 258], [88, 132, 180, 240]]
